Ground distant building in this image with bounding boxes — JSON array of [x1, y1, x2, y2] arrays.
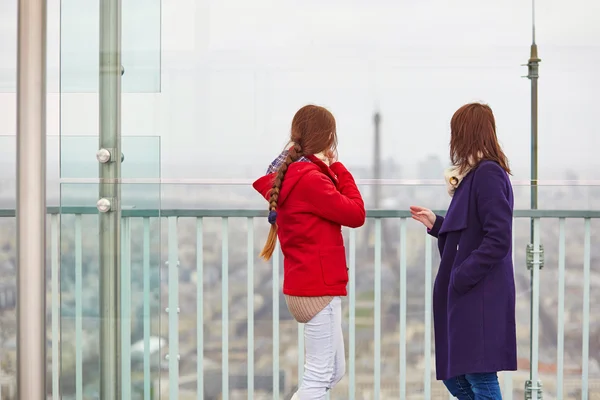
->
[[0, 370, 16, 399], [0, 285, 15, 311]]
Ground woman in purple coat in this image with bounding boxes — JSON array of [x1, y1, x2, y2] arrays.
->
[[411, 102, 517, 399]]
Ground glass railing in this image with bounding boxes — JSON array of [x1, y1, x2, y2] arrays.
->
[[1, 185, 599, 399]]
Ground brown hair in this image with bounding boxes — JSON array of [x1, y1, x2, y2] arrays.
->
[[259, 105, 337, 260], [450, 102, 511, 175]]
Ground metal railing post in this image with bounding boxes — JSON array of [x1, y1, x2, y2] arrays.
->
[[98, 0, 123, 397]]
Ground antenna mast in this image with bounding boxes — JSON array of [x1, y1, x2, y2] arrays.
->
[[524, 0, 543, 398]]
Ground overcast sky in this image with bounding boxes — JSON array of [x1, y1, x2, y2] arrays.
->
[[0, 0, 599, 182]]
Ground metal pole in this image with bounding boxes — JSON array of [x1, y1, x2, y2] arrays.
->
[[98, 0, 122, 397], [373, 111, 381, 209], [16, 0, 47, 398], [372, 111, 393, 255], [528, 14, 540, 238], [525, 0, 541, 397]]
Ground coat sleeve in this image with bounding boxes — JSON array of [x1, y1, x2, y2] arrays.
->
[[451, 163, 513, 294], [298, 162, 366, 228], [427, 215, 444, 238]]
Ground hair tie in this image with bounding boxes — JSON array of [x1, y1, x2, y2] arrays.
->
[[268, 210, 278, 225]]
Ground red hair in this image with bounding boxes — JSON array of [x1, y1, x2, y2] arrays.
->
[[450, 102, 511, 175], [260, 105, 337, 260]]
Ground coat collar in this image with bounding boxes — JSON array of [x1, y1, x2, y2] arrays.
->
[[439, 167, 476, 235]]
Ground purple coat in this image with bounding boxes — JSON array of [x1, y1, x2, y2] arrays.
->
[[428, 160, 517, 380]]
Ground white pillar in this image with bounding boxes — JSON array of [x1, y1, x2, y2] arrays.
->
[[16, 0, 47, 399]]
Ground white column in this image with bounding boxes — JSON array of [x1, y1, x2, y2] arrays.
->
[[16, 0, 47, 399]]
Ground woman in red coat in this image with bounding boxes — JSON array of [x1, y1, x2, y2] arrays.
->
[[411, 103, 517, 399], [253, 105, 365, 399]]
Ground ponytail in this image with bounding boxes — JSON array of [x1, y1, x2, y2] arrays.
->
[[260, 143, 303, 260]]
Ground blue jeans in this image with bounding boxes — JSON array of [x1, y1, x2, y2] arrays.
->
[[443, 373, 502, 400]]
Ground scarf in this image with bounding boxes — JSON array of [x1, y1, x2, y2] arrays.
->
[[444, 165, 470, 197], [444, 153, 482, 197], [266, 142, 330, 174]]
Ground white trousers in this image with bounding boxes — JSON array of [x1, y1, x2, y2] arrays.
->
[[293, 296, 345, 400]]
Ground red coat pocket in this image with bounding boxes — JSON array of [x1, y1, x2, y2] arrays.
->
[[319, 246, 348, 286]]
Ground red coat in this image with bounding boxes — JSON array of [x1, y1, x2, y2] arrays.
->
[[253, 155, 365, 296]]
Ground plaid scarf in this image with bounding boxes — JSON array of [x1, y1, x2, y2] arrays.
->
[[266, 150, 310, 174]]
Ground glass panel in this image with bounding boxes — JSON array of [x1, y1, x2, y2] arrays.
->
[[60, 136, 160, 180], [60, 0, 161, 93], [119, 181, 162, 399], [0, 135, 16, 395], [0, 0, 16, 92], [59, 137, 161, 398], [59, 182, 162, 399], [0, 136, 61, 209], [0, 0, 61, 93]]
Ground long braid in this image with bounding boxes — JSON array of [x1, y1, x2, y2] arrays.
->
[[260, 143, 304, 260]]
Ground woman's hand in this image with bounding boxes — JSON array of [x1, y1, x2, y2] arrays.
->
[[410, 205, 436, 230], [325, 149, 338, 165]]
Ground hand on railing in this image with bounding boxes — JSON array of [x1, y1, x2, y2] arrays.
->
[[410, 205, 436, 229]]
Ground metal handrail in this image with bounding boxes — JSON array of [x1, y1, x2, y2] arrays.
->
[[0, 208, 599, 218]]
